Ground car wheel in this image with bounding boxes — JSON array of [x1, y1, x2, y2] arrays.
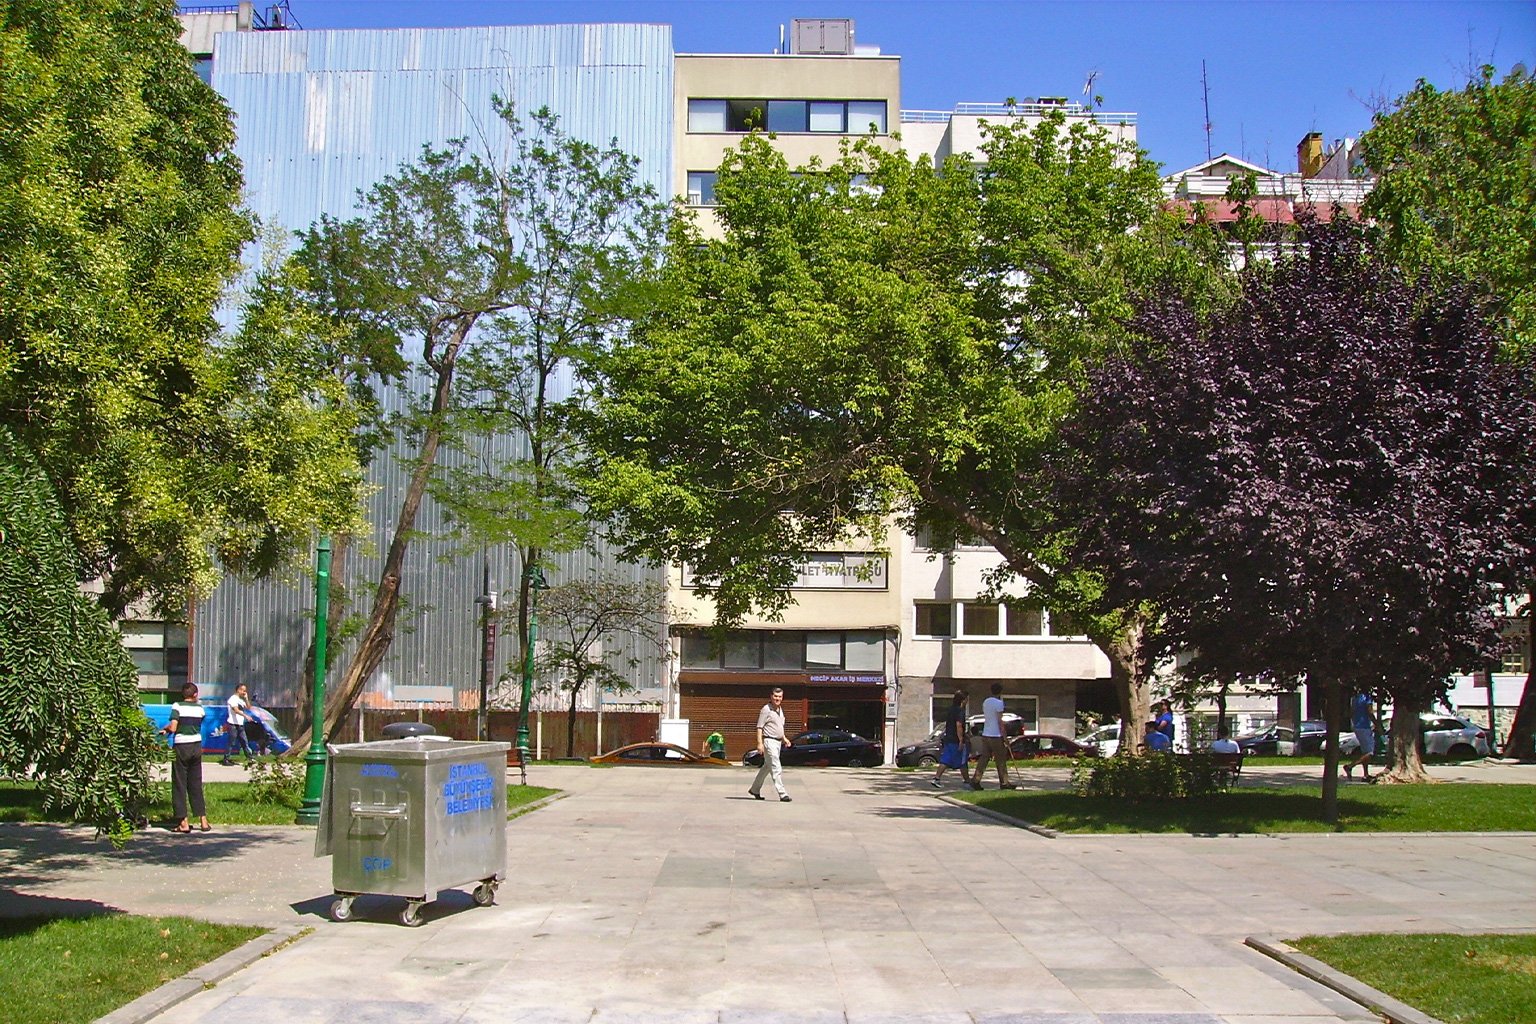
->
[[917, 754, 937, 767], [846, 757, 864, 768], [1447, 743, 1476, 759]]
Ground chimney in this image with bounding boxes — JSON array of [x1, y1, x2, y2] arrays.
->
[[1297, 132, 1324, 177]]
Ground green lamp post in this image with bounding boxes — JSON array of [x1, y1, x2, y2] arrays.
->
[[515, 565, 547, 759], [295, 536, 331, 825]]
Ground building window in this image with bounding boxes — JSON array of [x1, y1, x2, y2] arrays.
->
[[763, 630, 802, 670], [1006, 604, 1043, 636], [686, 171, 717, 206], [722, 635, 760, 669], [805, 631, 842, 667], [844, 631, 884, 671], [915, 602, 953, 637], [687, 98, 887, 135], [681, 634, 720, 668], [1048, 609, 1083, 636], [961, 602, 1000, 636], [1503, 647, 1528, 675]]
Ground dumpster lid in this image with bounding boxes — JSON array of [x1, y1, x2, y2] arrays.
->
[[328, 737, 512, 762]]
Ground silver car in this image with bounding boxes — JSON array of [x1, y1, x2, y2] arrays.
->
[[1414, 714, 1491, 758]]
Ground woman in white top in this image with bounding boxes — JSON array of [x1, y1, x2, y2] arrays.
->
[[163, 683, 210, 833]]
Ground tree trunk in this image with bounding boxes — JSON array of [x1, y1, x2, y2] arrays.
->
[[318, 318, 475, 745], [566, 673, 581, 759], [1099, 613, 1154, 755], [1216, 677, 1231, 738], [287, 534, 352, 754], [1320, 676, 1340, 824], [1380, 691, 1433, 783], [1502, 581, 1535, 761]]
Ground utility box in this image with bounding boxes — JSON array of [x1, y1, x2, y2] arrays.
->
[[791, 18, 854, 55], [316, 736, 509, 926]]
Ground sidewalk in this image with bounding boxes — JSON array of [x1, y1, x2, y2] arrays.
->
[[3, 763, 1533, 1024]]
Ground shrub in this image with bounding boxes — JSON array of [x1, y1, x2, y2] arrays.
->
[[1071, 751, 1229, 799], [245, 756, 305, 805]]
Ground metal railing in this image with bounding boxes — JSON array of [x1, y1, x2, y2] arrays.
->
[[902, 102, 1138, 126]]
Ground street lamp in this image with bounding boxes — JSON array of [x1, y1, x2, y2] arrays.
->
[[295, 536, 331, 825], [515, 565, 547, 760]]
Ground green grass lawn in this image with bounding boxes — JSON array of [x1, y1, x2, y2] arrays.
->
[[956, 783, 1536, 833], [1, 781, 561, 827], [0, 914, 264, 1024], [1291, 933, 1536, 1024]]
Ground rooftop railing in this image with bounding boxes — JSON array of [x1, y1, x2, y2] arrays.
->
[[902, 101, 1138, 125]]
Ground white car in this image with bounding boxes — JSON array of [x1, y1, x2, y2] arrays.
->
[[1402, 714, 1491, 758], [1079, 723, 1121, 757]]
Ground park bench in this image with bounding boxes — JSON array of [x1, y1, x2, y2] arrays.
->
[[1209, 750, 1244, 789], [507, 745, 528, 785]]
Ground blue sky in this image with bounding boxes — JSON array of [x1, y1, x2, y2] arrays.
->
[[287, 0, 1534, 173]]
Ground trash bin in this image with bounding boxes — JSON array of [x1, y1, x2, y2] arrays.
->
[[315, 736, 510, 926], [380, 721, 436, 739]]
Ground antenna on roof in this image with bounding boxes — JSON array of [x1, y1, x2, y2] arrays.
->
[[1201, 60, 1214, 162], [1082, 69, 1100, 108]]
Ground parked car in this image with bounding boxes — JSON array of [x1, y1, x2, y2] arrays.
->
[[896, 730, 1093, 767], [743, 729, 882, 768], [590, 742, 732, 766], [1234, 721, 1358, 756], [1078, 722, 1122, 757], [1384, 714, 1490, 758]]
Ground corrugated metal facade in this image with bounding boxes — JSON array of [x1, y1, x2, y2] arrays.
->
[[194, 24, 674, 709]]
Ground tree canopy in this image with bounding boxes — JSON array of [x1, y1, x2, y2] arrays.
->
[[1361, 66, 1536, 358], [1057, 219, 1536, 794], [0, 426, 161, 840], [272, 103, 668, 746], [0, 0, 364, 615], [579, 116, 1233, 729]]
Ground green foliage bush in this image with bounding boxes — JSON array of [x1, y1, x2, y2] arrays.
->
[[244, 756, 305, 805], [1071, 751, 1229, 799], [0, 428, 162, 841]]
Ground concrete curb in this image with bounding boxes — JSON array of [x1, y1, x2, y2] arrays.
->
[[93, 925, 311, 1024], [1245, 935, 1444, 1024], [935, 793, 1059, 837]]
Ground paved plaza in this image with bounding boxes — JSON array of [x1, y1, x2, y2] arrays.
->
[[3, 761, 1534, 1024]]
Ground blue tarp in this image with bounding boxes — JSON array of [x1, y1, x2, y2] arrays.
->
[[142, 703, 292, 754]]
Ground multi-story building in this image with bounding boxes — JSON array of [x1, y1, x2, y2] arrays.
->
[[171, 11, 1130, 755]]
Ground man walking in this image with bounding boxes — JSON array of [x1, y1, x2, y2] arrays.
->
[[1343, 690, 1377, 782], [748, 686, 793, 802], [221, 683, 254, 766], [931, 689, 972, 789], [971, 682, 1015, 790]]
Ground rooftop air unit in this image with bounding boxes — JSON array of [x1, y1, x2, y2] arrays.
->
[[791, 18, 854, 55]]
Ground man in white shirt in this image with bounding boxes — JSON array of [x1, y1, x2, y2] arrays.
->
[[221, 683, 254, 766], [748, 687, 793, 802], [1209, 730, 1241, 754], [970, 682, 1015, 791]]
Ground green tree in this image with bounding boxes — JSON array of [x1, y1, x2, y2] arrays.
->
[[0, 0, 365, 614], [1362, 67, 1536, 760], [0, 427, 163, 841], [1361, 66, 1536, 357], [527, 574, 669, 758], [279, 103, 667, 747], [579, 117, 1233, 741]]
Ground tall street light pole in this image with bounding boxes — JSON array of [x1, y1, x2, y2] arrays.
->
[[296, 536, 331, 825], [515, 565, 546, 760]]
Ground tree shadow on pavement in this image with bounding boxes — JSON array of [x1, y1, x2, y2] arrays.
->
[[0, 893, 123, 925], [0, 822, 305, 888]]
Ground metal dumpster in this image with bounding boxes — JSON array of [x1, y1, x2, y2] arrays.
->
[[315, 737, 510, 926]]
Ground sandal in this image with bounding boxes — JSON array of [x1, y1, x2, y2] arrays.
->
[[198, 823, 211, 832], [172, 825, 191, 834]]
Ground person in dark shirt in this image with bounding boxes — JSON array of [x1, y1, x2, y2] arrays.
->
[[930, 690, 972, 789]]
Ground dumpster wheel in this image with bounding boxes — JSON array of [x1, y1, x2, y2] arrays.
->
[[399, 901, 426, 927], [329, 897, 355, 923], [473, 880, 498, 907]]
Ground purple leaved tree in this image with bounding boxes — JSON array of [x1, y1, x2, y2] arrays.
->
[[1057, 219, 1536, 819]]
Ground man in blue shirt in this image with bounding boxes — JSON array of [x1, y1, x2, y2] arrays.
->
[[1344, 691, 1377, 782], [1143, 721, 1172, 752]]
